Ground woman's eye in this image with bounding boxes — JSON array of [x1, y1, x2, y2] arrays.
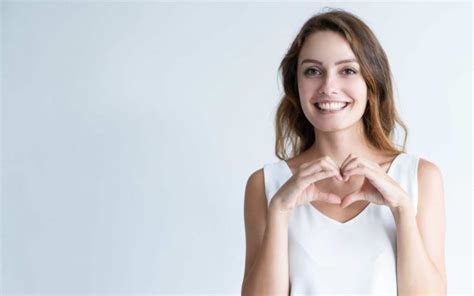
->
[[304, 68, 321, 76], [343, 68, 357, 75], [304, 68, 357, 76]]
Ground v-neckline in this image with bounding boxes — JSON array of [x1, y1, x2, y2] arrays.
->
[[281, 153, 404, 226]]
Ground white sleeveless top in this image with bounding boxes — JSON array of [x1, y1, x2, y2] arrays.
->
[[263, 152, 420, 295]]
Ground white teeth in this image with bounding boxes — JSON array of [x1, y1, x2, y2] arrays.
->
[[316, 102, 348, 111]]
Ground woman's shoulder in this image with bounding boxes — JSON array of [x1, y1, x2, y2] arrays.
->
[[413, 154, 443, 181]]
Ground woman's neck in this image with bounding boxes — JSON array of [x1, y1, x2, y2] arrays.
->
[[306, 125, 380, 166]]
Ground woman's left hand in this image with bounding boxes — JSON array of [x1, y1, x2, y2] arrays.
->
[[339, 153, 410, 209]]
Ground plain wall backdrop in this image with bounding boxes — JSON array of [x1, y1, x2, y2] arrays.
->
[[1, 1, 472, 294]]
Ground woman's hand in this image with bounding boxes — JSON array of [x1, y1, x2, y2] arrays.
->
[[339, 153, 410, 209], [270, 156, 345, 212]]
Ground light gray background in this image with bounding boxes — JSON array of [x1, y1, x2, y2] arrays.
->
[[1, 1, 472, 295]]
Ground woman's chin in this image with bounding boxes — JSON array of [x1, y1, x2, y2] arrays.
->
[[312, 118, 363, 133], [314, 124, 350, 133]]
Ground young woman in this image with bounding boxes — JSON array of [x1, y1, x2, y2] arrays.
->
[[241, 8, 447, 295]]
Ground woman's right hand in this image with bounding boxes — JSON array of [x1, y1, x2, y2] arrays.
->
[[270, 156, 344, 212]]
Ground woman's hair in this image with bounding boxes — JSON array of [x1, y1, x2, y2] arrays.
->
[[275, 7, 408, 160]]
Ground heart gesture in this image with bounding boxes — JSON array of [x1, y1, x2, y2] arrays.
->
[[339, 153, 409, 209]]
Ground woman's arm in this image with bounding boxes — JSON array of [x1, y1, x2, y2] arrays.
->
[[241, 170, 290, 296], [242, 204, 290, 295], [391, 158, 447, 295]]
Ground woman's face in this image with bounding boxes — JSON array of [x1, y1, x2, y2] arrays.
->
[[297, 30, 368, 132]]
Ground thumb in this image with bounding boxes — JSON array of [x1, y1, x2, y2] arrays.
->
[[314, 191, 342, 205], [341, 190, 365, 208]]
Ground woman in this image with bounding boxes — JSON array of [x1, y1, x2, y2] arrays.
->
[[241, 8, 447, 295]]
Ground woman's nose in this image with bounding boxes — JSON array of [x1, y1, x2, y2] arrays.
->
[[318, 74, 338, 95]]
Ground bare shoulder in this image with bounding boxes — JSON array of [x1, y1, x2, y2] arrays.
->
[[417, 157, 444, 209], [418, 157, 442, 172], [244, 168, 267, 206], [418, 157, 444, 183], [246, 168, 265, 191], [244, 168, 267, 221]]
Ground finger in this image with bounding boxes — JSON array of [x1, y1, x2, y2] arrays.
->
[[317, 158, 341, 178], [345, 167, 389, 199], [343, 156, 379, 173], [343, 166, 376, 181], [342, 156, 377, 181], [340, 153, 355, 172], [340, 157, 359, 181], [297, 162, 324, 177], [300, 169, 340, 184], [323, 156, 345, 180], [342, 161, 361, 180], [300, 159, 342, 180], [341, 191, 365, 208], [341, 155, 360, 172], [314, 190, 342, 204]]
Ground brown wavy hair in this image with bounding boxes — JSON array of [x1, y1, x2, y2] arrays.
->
[[275, 7, 408, 160]]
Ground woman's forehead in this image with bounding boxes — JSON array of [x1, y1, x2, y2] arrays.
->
[[299, 31, 356, 65]]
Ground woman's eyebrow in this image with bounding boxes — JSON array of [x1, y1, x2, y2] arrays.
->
[[300, 58, 358, 66]]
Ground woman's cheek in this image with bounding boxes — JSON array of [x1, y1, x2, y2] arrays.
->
[[345, 78, 368, 102], [298, 79, 316, 99]]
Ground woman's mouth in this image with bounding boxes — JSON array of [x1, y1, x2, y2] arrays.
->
[[314, 102, 350, 114]]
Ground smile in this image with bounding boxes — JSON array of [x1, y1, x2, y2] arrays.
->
[[314, 102, 350, 114]]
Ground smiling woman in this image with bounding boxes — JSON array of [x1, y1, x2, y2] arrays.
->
[[241, 7, 447, 296]]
